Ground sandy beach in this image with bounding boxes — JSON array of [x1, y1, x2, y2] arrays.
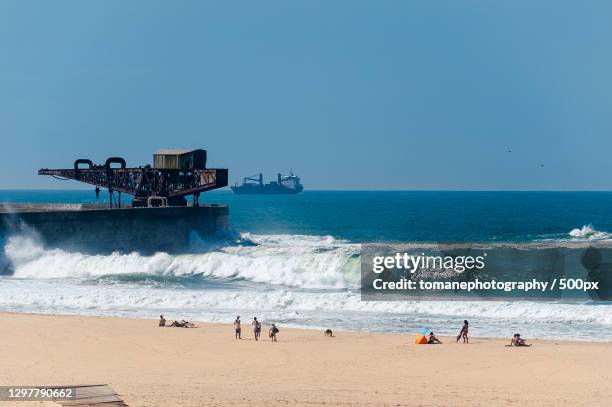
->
[[0, 313, 609, 406]]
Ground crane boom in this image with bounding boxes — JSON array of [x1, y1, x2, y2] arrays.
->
[[39, 153, 228, 207]]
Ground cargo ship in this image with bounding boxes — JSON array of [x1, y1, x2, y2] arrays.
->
[[231, 172, 304, 194]]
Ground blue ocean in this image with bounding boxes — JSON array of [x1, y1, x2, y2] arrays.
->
[[1, 190, 611, 341]]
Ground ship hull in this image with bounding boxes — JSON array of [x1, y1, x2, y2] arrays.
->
[[231, 186, 303, 195]]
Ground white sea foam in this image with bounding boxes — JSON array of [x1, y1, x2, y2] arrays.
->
[[4, 233, 361, 289], [0, 277, 610, 341], [568, 224, 612, 240], [8, 227, 609, 290], [0, 278, 610, 324], [2, 231, 612, 340]]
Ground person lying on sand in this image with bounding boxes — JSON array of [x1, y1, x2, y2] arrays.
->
[[169, 320, 195, 328], [428, 332, 442, 344], [510, 333, 531, 346], [159, 314, 166, 327]]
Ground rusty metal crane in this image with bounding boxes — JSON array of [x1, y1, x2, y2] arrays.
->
[[38, 149, 228, 207]]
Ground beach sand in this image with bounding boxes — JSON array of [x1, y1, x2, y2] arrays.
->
[[0, 312, 610, 406]]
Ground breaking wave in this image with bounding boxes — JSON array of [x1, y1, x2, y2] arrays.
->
[[568, 224, 612, 241], [3, 233, 361, 289], [0, 277, 610, 341], [2, 228, 612, 340], [0, 279, 610, 324], [3, 224, 612, 289]]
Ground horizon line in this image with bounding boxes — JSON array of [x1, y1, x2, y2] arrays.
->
[[2, 188, 612, 193]]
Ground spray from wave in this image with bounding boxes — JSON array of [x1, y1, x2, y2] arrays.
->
[[2, 229, 612, 340], [568, 224, 612, 240], [3, 232, 361, 289], [4, 224, 612, 288]]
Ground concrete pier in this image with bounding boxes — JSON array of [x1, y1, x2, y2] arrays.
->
[[0, 204, 229, 254]]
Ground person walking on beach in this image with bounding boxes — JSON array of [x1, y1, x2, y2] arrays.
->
[[234, 316, 241, 339], [269, 323, 279, 342], [456, 320, 469, 343], [252, 317, 261, 341]]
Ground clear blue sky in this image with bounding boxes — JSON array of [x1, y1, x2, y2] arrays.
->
[[1, 1, 611, 190]]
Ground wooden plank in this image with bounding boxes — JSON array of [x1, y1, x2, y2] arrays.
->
[[62, 404, 127, 407], [61, 395, 124, 405], [35, 384, 108, 389], [74, 386, 117, 399], [56, 384, 127, 407]]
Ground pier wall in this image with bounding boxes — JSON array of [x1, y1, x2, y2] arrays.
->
[[0, 205, 229, 255]]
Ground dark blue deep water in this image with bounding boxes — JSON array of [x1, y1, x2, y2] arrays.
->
[[2, 190, 612, 242]]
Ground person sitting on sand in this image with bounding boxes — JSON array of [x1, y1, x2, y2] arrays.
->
[[234, 316, 241, 339], [159, 314, 166, 327], [428, 331, 442, 344], [456, 320, 468, 343], [269, 323, 279, 342], [252, 317, 261, 341], [511, 333, 531, 347]]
